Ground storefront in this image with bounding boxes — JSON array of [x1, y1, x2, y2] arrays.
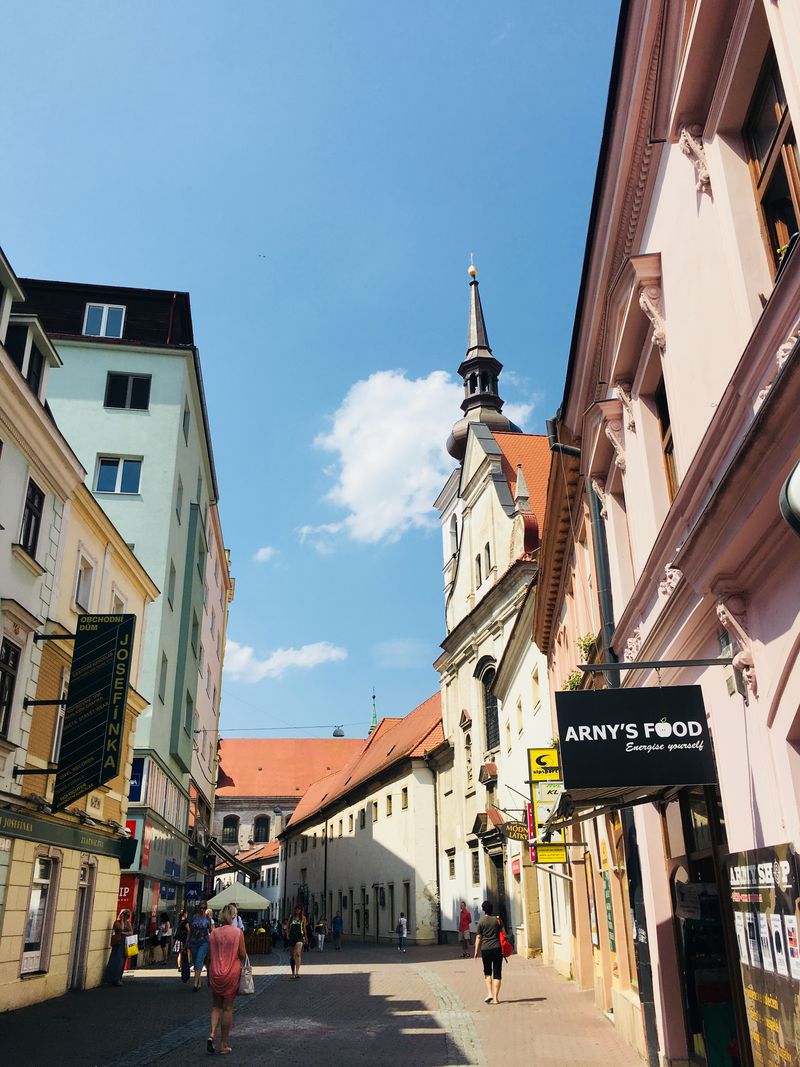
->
[[0, 807, 135, 1009]]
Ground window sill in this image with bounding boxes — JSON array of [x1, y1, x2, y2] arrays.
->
[[95, 492, 142, 499], [11, 543, 46, 577], [20, 969, 48, 979]]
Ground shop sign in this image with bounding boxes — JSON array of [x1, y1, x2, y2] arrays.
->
[[118, 874, 138, 917], [185, 881, 203, 902], [526, 803, 535, 863], [502, 821, 530, 842], [532, 781, 567, 864], [727, 843, 800, 1065], [0, 808, 129, 860], [511, 857, 521, 876], [555, 686, 716, 790], [160, 884, 177, 901], [129, 758, 145, 803], [53, 615, 136, 811], [602, 871, 616, 952], [527, 747, 560, 783]]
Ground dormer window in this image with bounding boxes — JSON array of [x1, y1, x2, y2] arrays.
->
[[3, 320, 53, 401], [83, 303, 125, 339]]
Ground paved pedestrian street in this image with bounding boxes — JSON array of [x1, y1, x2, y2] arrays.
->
[[0, 942, 643, 1066]]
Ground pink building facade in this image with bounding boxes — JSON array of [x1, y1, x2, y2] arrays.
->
[[535, 2, 800, 1065]]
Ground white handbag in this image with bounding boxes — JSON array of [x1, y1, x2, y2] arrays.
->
[[239, 955, 254, 995]]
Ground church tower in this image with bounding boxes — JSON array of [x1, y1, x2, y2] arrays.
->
[[446, 264, 521, 461]]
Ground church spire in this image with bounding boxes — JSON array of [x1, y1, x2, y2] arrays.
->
[[369, 688, 378, 734], [446, 262, 521, 461]]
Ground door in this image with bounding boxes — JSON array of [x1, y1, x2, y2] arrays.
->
[[68, 863, 94, 990]]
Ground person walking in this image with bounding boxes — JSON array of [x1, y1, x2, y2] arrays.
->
[[332, 912, 343, 950], [173, 909, 191, 982], [206, 904, 247, 1056], [396, 912, 408, 952], [314, 915, 327, 952], [458, 902, 472, 958], [104, 908, 134, 986], [188, 901, 214, 992], [474, 900, 503, 1004], [157, 912, 173, 963], [287, 905, 308, 978]]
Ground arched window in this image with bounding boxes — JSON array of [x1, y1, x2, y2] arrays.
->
[[484, 542, 491, 575], [481, 372, 489, 393], [470, 374, 478, 394], [222, 815, 239, 845], [482, 668, 499, 751], [475, 555, 482, 587], [449, 515, 459, 556], [465, 733, 473, 787], [253, 815, 270, 843]]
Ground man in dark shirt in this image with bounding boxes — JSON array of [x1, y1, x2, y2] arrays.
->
[[474, 900, 503, 1004]]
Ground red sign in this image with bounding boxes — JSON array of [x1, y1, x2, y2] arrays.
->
[[512, 857, 521, 876], [117, 874, 138, 918], [142, 821, 153, 868], [527, 802, 536, 863]]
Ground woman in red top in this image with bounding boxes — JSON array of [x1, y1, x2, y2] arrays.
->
[[206, 904, 247, 1055], [458, 902, 473, 958]]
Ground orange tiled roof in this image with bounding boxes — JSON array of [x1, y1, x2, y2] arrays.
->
[[492, 432, 550, 530], [215, 737, 365, 798], [287, 693, 442, 828], [215, 838, 280, 872]]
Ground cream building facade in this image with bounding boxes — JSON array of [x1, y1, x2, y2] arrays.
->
[[431, 271, 562, 956], [280, 695, 442, 944]]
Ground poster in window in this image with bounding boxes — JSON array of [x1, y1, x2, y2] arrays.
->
[[727, 842, 800, 1065], [734, 911, 750, 966]]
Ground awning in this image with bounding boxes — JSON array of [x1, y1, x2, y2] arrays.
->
[[206, 882, 271, 911], [542, 784, 685, 834], [208, 838, 261, 880]]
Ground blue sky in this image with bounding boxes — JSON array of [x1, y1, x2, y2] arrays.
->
[[3, 2, 618, 738]]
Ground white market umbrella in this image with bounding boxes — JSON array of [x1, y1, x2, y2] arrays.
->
[[206, 882, 271, 911]]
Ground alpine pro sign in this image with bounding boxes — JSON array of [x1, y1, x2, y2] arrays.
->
[[53, 614, 136, 811], [555, 685, 716, 791]]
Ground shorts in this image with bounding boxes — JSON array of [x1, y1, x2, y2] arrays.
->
[[458, 930, 470, 941], [190, 940, 209, 972], [481, 947, 503, 980]]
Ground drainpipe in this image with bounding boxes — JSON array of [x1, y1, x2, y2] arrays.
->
[[424, 754, 443, 945], [323, 823, 329, 921]]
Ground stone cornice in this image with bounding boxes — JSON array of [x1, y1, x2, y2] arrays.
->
[[440, 560, 536, 661]]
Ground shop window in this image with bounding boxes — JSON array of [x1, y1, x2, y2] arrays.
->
[[222, 815, 239, 845], [21, 854, 59, 974], [743, 49, 800, 273], [253, 816, 270, 843]]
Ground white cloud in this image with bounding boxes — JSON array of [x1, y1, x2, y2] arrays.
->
[[224, 639, 347, 683], [373, 638, 433, 670], [253, 545, 278, 563], [301, 369, 461, 547]]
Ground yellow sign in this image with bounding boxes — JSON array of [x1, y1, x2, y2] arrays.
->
[[528, 747, 560, 783], [536, 843, 568, 864]]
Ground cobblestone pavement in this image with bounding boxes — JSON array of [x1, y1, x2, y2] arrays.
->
[[0, 942, 645, 1066]]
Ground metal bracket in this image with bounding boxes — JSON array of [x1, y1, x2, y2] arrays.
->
[[12, 764, 59, 779], [22, 699, 67, 710], [33, 633, 76, 643]]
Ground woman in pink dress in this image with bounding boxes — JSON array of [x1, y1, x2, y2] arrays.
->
[[206, 904, 247, 1055]]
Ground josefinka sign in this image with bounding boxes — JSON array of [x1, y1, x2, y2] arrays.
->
[[555, 685, 717, 790]]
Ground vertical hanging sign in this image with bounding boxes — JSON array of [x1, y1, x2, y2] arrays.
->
[[53, 615, 136, 810]]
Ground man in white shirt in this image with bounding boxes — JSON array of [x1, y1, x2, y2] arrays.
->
[[397, 912, 408, 952]]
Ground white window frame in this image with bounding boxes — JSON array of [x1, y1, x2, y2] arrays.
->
[[20, 850, 61, 975], [82, 303, 126, 339], [51, 669, 69, 764], [110, 584, 127, 614], [94, 455, 142, 495], [74, 549, 96, 613]]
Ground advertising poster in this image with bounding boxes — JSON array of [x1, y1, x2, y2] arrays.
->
[[727, 843, 800, 1065]]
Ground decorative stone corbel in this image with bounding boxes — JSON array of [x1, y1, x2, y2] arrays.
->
[[679, 124, 711, 194], [658, 565, 683, 598], [716, 598, 758, 697], [623, 625, 642, 663], [604, 417, 627, 472], [756, 314, 800, 409], [638, 283, 666, 354], [614, 381, 636, 432], [590, 478, 607, 519]]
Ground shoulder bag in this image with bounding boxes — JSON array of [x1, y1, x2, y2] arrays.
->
[[239, 954, 254, 995], [498, 919, 514, 959]]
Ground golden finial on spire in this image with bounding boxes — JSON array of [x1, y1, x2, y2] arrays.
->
[[468, 252, 477, 278]]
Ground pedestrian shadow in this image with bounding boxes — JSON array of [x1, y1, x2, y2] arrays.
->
[[494, 997, 547, 1004]]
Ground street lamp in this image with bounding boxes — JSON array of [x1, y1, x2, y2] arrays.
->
[[780, 458, 800, 537], [332, 725, 345, 737]]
